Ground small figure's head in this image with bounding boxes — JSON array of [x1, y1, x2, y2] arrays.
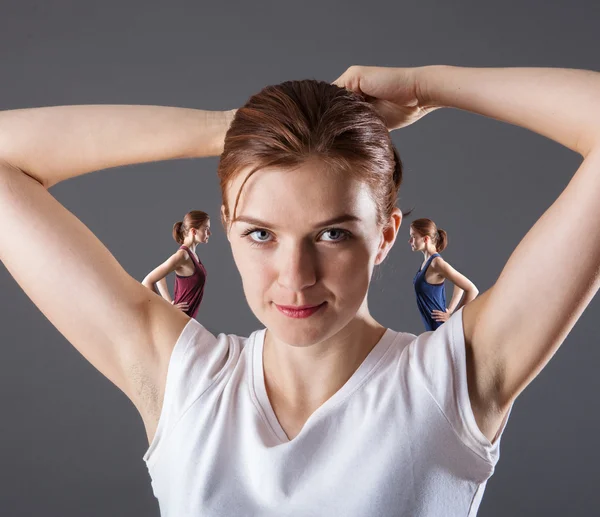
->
[[173, 211, 211, 246], [409, 219, 447, 253]]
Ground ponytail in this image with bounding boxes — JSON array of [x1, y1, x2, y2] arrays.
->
[[172, 221, 185, 244], [436, 228, 448, 252]]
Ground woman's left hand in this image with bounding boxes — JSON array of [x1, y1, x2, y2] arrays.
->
[[333, 66, 440, 130], [431, 308, 451, 323]]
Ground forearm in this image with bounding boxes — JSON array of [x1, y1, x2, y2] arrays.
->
[[447, 286, 464, 313], [142, 275, 157, 293], [155, 278, 173, 303], [420, 66, 600, 156], [456, 285, 478, 310], [0, 106, 235, 187]]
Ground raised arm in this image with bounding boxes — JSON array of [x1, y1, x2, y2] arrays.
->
[[0, 105, 233, 440], [415, 67, 600, 438], [0, 106, 235, 187], [335, 65, 600, 440]]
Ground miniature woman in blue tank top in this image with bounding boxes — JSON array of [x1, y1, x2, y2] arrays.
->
[[410, 218, 479, 331]]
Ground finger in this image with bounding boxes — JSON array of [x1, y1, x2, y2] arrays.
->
[[332, 69, 349, 88], [333, 66, 363, 93]]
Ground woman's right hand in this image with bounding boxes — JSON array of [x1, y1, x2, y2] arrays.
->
[[431, 308, 451, 323], [333, 66, 440, 130], [172, 300, 189, 312]]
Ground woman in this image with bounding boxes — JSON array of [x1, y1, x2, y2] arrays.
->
[[0, 65, 599, 516], [142, 210, 209, 319], [410, 217, 479, 331]]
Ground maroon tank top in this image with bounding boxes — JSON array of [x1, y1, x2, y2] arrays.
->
[[173, 246, 207, 319]]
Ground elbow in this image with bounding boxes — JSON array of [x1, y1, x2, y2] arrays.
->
[[0, 131, 49, 189], [577, 134, 600, 158], [466, 284, 479, 300], [0, 159, 49, 191]]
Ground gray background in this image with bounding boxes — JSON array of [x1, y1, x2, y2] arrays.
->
[[0, 0, 598, 515]]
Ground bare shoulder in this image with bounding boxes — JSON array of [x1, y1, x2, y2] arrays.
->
[[430, 256, 447, 270], [165, 248, 191, 269], [174, 248, 190, 261]]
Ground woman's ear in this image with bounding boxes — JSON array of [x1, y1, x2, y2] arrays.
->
[[220, 205, 230, 241], [375, 208, 402, 265]]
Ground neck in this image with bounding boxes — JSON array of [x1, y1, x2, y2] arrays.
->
[[421, 247, 437, 261], [182, 239, 197, 251], [263, 306, 385, 413]]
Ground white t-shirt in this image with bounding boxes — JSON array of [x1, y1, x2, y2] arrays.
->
[[143, 309, 510, 516]]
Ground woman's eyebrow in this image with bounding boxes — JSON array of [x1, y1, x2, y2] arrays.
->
[[233, 214, 362, 230]]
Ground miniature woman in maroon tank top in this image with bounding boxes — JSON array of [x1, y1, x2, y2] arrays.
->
[[142, 210, 209, 319]]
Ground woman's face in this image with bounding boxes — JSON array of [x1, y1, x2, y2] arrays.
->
[[225, 160, 400, 347], [193, 221, 211, 244], [200, 220, 211, 243], [408, 228, 426, 252]]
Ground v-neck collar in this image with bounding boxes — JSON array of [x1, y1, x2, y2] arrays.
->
[[249, 327, 398, 444], [180, 245, 200, 265], [419, 253, 439, 273]]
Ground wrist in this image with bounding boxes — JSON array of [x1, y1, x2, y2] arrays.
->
[[213, 109, 237, 156], [416, 65, 457, 108], [194, 109, 236, 158]]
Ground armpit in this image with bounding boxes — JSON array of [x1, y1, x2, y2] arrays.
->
[[127, 361, 164, 435]]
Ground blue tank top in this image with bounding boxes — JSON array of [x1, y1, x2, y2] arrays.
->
[[413, 253, 447, 331]]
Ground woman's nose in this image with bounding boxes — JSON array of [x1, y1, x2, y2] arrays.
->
[[277, 243, 317, 292]]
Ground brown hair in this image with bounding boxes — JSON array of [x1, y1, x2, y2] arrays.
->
[[217, 80, 403, 229], [172, 210, 210, 245], [410, 218, 448, 253]]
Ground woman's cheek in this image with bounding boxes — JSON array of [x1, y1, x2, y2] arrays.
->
[[241, 254, 274, 299], [323, 250, 371, 297]]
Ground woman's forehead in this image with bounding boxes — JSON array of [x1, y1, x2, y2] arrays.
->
[[227, 164, 378, 225]]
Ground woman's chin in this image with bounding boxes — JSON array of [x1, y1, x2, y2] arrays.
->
[[265, 310, 342, 347]]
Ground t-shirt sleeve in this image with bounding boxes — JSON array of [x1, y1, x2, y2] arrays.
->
[[407, 307, 511, 466], [143, 318, 242, 465]]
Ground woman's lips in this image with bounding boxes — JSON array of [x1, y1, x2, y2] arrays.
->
[[274, 302, 326, 319]]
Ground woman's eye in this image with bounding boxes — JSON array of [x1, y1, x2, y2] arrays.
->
[[248, 229, 272, 243], [320, 229, 350, 242]]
